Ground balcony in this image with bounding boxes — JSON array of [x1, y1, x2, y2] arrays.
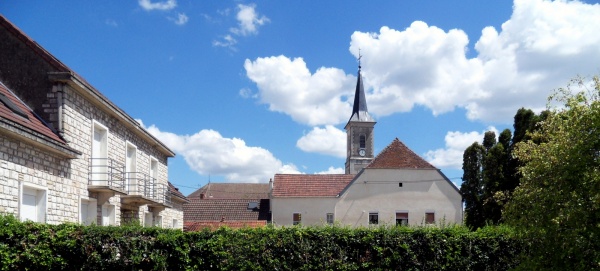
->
[[148, 182, 173, 210], [88, 158, 127, 197], [121, 173, 172, 210]]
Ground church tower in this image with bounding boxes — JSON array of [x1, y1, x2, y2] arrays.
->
[[345, 57, 376, 174]]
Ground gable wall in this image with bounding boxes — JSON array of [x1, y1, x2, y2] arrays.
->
[[336, 169, 462, 227]]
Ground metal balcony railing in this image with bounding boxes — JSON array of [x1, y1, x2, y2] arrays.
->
[[150, 182, 172, 207], [88, 158, 125, 191], [124, 172, 172, 207]]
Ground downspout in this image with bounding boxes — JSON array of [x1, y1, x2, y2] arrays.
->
[[53, 83, 65, 138]]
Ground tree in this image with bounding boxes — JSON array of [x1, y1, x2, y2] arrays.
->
[[504, 76, 600, 269], [461, 111, 545, 229], [460, 142, 486, 228]]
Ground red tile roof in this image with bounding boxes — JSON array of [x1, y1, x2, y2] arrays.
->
[[272, 174, 355, 197], [187, 183, 270, 199], [184, 221, 267, 231], [0, 82, 80, 158], [184, 198, 270, 222], [367, 138, 436, 169], [0, 82, 65, 144]]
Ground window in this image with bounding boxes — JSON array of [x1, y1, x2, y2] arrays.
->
[[369, 212, 379, 225], [20, 184, 47, 223], [172, 219, 179, 229], [149, 157, 158, 198], [0, 92, 28, 119], [154, 215, 162, 228], [293, 213, 302, 225], [396, 212, 408, 226], [326, 213, 334, 224], [101, 204, 115, 226], [80, 198, 97, 225], [359, 134, 366, 149], [425, 212, 435, 224], [144, 212, 153, 227], [91, 122, 108, 185], [125, 143, 137, 194]]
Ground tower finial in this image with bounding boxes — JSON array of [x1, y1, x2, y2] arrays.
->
[[358, 48, 362, 70]]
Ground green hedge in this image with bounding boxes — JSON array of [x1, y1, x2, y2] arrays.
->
[[0, 215, 526, 270]]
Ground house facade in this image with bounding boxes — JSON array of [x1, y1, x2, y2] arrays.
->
[[0, 15, 184, 228], [271, 64, 463, 227]]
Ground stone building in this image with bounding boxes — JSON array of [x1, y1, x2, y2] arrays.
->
[[270, 63, 463, 227], [0, 15, 185, 228]]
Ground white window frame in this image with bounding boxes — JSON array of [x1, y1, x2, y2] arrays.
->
[[80, 196, 97, 225], [125, 142, 138, 194], [425, 211, 435, 224], [395, 210, 409, 226], [144, 212, 153, 227], [172, 219, 179, 229], [368, 212, 379, 225], [154, 215, 162, 228], [101, 203, 116, 226], [19, 182, 47, 223], [326, 213, 334, 224], [293, 212, 302, 225], [91, 121, 109, 185], [149, 157, 158, 198]]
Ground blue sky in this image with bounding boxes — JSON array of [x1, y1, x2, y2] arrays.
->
[[3, 0, 600, 196]]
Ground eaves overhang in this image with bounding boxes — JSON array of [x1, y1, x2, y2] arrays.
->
[[48, 72, 176, 158], [0, 117, 81, 159]]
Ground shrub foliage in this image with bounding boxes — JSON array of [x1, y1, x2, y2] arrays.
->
[[0, 215, 525, 270]]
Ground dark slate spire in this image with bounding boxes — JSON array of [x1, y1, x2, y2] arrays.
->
[[348, 54, 374, 122]]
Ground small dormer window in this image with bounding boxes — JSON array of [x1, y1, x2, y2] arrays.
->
[[0, 93, 29, 119], [247, 202, 259, 210]]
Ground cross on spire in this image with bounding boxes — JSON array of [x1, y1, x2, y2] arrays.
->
[[358, 48, 362, 70]]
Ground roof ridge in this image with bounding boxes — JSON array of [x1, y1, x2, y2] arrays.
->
[[367, 138, 436, 169]]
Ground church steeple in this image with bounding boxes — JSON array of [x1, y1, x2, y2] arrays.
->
[[348, 53, 374, 123], [345, 52, 376, 174]]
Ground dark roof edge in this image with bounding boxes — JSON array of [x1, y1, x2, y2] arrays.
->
[[336, 169, 365, 197], [48, 72, 175, 157], [0, 15, 174, 158], [0, 118, 81, 158], [437, 169, 461, 195]]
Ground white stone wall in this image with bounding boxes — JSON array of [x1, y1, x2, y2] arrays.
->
[[336, 169, 463, 227], [159, 200, 185, 229], [57, 84, 176, 226], [0, 133, 75, 224], [0, 82, 182, 227]]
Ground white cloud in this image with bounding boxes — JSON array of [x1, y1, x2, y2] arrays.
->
[[424, 127, 498, 169], [315, 166, 345, 174], [239, 88, 256, 99], [143, 123, 300, 183], [230, 4, 270, 36], [296, 125, 346, 158], [138, 0, 176, 11], [244, 55, 355, 126], [169, 13, 188, 25], [246, 0, 600, 124], [212, 34, 238, 49], [105, 19, 118, 27]]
